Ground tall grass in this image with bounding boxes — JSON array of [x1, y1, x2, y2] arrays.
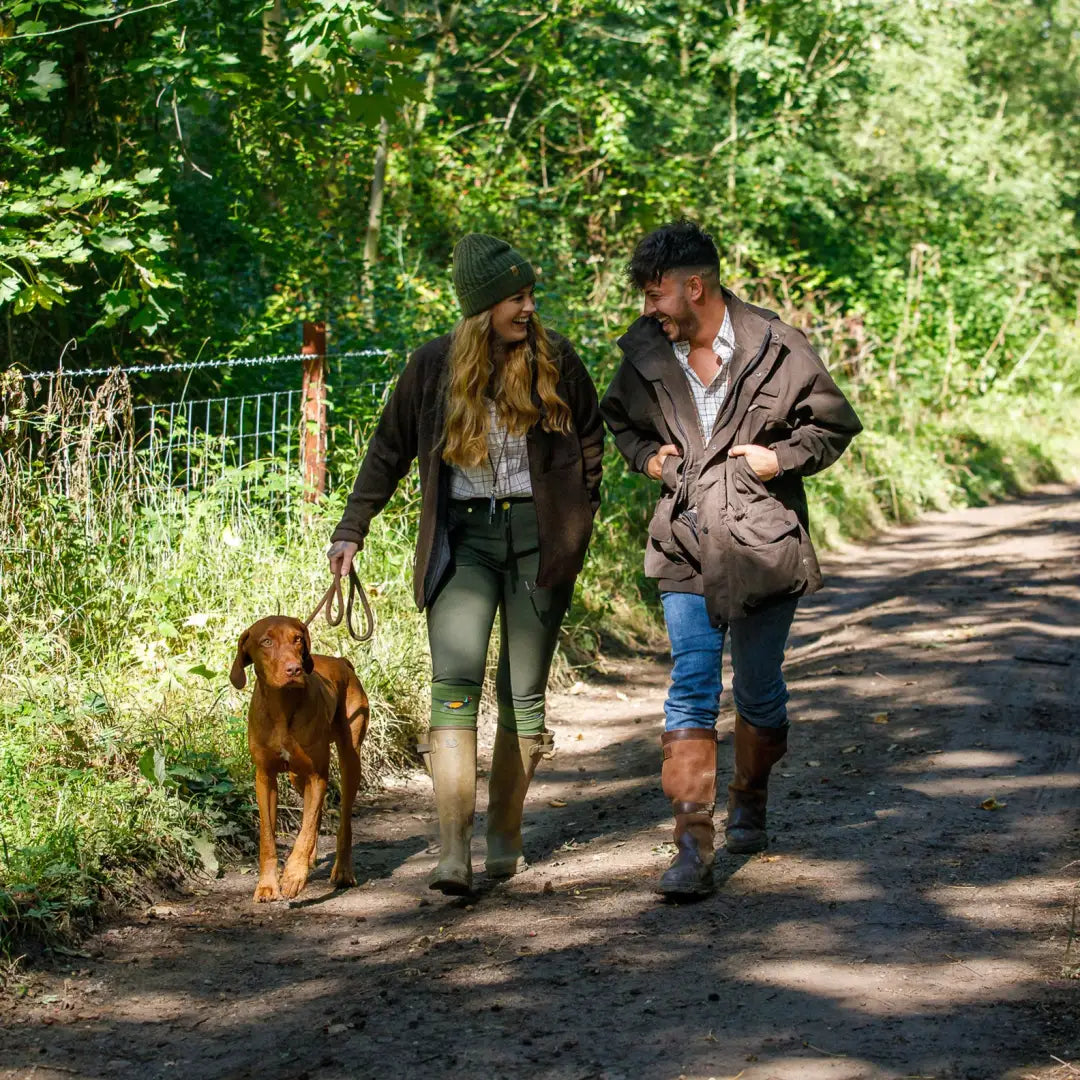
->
[[1, 360, 1078, 952]]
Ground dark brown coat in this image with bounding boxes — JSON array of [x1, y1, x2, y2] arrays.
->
[[601, 291, 862, 624], [331, 331, 604, 610]]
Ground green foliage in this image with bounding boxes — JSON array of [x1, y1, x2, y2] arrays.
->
[[3, 0, 1080, 953], [2, 0, 1077, 402]]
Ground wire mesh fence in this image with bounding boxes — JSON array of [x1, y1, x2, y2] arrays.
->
[[130, 379, 395, 503], [3, 350, 398, 529]]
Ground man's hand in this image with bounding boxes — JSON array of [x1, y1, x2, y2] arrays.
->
[[646, 444, 681, 481], [729, 444, 780, 481], [327, 540, 360, 577]]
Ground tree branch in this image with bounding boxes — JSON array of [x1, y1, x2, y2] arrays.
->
[[466, 12, 548, 71], [8, 0, 179, 39]]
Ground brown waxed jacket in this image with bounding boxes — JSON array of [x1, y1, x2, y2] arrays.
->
[[331, 331, 605, 610], [601, 290, 862, 624]]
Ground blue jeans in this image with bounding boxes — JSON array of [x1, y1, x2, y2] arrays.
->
[[661, 592, 798, 731]]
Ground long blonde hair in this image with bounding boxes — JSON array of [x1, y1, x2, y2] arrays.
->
[[441, 312, 573, 468]]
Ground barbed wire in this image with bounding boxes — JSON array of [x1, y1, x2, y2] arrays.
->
[[17, 348, 393, 382]]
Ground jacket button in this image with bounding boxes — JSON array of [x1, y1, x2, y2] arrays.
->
[[702, 526, 709, 534]]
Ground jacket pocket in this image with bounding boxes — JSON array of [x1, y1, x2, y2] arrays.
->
[[739, 388, 790, 445], [727, 461, 807, 612], [647, 491, 699, 570]]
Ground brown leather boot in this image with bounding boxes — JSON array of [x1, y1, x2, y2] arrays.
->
[[485, 727, 555, 878], [725, 715, 788, 854], [657, 729, 719, 898]]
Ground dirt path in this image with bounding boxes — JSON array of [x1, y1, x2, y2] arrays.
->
[[4, 487, 1079, 1080]]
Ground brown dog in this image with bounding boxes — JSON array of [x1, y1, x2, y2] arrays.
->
[[230, 616, 369, 902]]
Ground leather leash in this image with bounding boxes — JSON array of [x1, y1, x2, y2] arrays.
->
[[305, 568, 375, 643]]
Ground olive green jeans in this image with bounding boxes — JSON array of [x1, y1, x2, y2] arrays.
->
[[427, 498, 574, 734]]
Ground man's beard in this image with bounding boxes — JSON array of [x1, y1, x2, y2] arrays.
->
[[660, 306, 697, 342]]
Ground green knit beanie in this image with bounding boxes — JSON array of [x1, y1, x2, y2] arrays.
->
[[452, 233, 536, 318]]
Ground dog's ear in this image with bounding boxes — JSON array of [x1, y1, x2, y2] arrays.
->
[[300, 624, 314, 675], [230, 629, 252, 690]]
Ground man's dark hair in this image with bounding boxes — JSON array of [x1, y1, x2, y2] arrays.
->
[[627, 220, 720, 288]]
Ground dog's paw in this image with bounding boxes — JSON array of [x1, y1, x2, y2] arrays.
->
[[280, 864, 308, 899], [329, 861, 357, 889], [253, 880, 282, 903]]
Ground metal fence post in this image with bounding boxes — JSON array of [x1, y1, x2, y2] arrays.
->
[[301, 321, 327, 501]]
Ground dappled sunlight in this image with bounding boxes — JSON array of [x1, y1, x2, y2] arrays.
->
[[734, 1058, 883, 1080], [927, 876, 1078, 928], [741, 958, 1040, 1013], [891, 749, 1021, 771], [5, 490, 1078, 1080], [903, 773, 1080, 797], [740, 857, 888, 902]]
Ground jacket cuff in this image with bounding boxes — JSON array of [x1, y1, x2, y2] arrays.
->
[[772, 439, 804, 478], [633, 441, 662, 475], [330, 523, 366, 546]]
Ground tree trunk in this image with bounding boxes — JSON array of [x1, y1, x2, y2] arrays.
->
[[262, 0, 284, 60], [362, 115, 391, 322]]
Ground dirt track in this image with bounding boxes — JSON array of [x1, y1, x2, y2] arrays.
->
[[3, 486, 1079, 1080]]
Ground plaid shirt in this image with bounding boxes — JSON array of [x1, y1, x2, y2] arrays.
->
[[672, 307, 736, 442], [449, 399, 533, 499]]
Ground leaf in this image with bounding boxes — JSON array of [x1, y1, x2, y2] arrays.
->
[[25, 60, 66, 101], [980, 797, 1006, 811], [872, 712, 889, 724], [192, 834, 219, 877], [93, 233, 134, 254], [0, 277, 20, 304], [187, 664, 217, 680], [130, 303, 166, 334], [548, 799, 567, 808], [138, 746, 166, 786], [156, 619, 179, 638], [81, 692, 109, 715]]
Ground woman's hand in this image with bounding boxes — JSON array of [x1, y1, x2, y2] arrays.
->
[[729, 444, 780, 481], [327, 540, 360, 577]]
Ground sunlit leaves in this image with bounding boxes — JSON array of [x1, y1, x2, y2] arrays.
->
[[24, 58, 64, 99]]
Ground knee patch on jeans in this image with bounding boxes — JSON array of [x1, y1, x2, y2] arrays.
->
[[430, 681, 481, 729], [496, 695, 546, 736]]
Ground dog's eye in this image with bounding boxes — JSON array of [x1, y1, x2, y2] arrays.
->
[[260, 638, 272, 647]]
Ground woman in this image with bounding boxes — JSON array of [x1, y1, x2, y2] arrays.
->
[[327, 234, 604, 894]]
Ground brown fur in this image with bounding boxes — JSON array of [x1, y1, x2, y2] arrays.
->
[[230, 616, 369, 902]]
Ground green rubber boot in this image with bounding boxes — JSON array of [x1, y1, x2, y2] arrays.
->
[[485, 727, 555, 878], [419, 727, 477, 895]]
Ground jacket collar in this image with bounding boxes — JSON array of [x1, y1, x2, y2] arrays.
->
[[616, 314, 677, 381], [721, 288, 778, 383], [616, 289, 779, 380]]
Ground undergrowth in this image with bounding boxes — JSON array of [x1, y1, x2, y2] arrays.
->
[[1, 376, 1077, 954]]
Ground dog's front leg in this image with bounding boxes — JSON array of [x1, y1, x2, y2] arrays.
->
[[281, 773, 327, 899], [253, 768, 282, 902]]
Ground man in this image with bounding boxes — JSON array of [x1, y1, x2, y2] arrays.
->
[[601, 221, 862, 898]]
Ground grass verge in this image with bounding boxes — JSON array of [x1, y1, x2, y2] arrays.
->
[[1, 387, 1077, 955]]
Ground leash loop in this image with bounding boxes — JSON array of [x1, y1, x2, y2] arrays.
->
[[305, 568, 375, 643]]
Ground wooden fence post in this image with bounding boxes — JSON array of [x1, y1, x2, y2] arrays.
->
[[301, 320, 327, 501]]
